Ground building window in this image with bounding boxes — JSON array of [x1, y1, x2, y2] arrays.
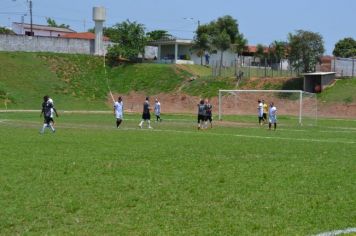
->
[[25, 31, 34, 36]]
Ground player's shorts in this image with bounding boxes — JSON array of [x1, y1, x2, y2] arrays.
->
[[206, 115, 212, 122], [269, 116, 277, 124], [263, 113, 267, 120], [44, 116, 51, 124], [197, 115, 205, 123], [142, 112, 151, 120], [116, 114, 123, 120]]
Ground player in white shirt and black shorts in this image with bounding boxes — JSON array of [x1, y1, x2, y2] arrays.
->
[[113, 96, 123, 128]]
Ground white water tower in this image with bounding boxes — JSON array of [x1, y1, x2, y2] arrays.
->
[[92, 6, 106, 55]]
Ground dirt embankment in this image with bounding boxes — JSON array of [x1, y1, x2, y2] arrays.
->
[[108, 91, 356, 118]]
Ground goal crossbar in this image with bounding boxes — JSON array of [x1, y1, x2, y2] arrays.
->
[[218, 89, 317, 125]]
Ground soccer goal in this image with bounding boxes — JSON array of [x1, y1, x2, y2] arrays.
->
[[218, 90, 317, 126]]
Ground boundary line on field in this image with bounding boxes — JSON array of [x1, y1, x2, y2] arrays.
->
[[0, 109, 355, 121], [314, 227, 356, 236], [1, 119, 356, 144]]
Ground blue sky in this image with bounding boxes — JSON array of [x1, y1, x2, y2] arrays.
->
[[1, 0, 355, 54]]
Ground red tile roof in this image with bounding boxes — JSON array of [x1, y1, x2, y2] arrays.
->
[[244, 45, 269, 53], [62, 32, 109, 41]]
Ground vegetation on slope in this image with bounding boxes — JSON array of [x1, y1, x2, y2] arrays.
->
[[318, 78, 356, 104], [0, 52, 355, 110]]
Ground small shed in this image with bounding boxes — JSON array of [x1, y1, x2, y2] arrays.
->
[[148, 37, 194, 64], [303, 72, 336, 93]]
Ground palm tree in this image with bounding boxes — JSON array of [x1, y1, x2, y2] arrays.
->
[[192, 32, 210, 65], [270, 40, 287, 69]]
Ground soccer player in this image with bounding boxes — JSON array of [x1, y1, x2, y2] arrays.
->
[[48, 98, 56, 128], [262, 99, 268, 123], [113, 96, 123, 128], [197, 99, 206, 130], [268, 102, 277, 130], [154, 98, 162, 122], [257, 100, 264, 126], [205, 99, 213, 128], [40, 95, 58, 134], [139, 97, 153, 129]]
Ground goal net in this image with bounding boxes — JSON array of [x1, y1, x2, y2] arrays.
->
[[218, 90, 317, 126]]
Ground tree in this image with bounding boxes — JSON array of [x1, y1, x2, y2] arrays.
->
[[146, 30, 171, 41], [0, 27, 15, 35], [333, 37, 356, 58], [213, 16, 239, 73], [232, 33, 248, 57], [106, 20, 147, 65], [192, 25, 211, 65], [288, 30, 325, 73], [194, 15, 240, 75], [269, 41, 287, 69], [255, 44, 268, 65], [46, 17, 70, 29]]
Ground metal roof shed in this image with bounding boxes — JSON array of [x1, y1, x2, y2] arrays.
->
[[303, 72, 336, 93]]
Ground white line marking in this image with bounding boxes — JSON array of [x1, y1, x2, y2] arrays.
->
[[314, 227, 356, 236], [1, 119, 356, 144]]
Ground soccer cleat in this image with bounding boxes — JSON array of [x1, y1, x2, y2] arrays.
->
[[148, 126, 153, 129], [138, 124, 142, 129]]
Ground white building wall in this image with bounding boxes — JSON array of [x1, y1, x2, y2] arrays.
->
[[191, 50, 237, 66]]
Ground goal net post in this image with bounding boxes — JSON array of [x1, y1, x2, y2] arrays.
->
[[218, 90, 317, 126]]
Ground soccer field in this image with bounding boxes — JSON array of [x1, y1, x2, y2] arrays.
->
[[0, 112, 355, 235]]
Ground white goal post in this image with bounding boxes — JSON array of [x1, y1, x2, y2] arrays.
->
[[218, 89, 318, 125]]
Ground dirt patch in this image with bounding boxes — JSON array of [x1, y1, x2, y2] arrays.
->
[[107, 91, 356, 119]]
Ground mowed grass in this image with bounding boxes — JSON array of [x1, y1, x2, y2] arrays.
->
[[0, 112, 355, 235]]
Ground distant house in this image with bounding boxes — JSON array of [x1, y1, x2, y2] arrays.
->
[[62, 32, 110, 41], [12, 22, 76, 37], [149, 37, 194, 64], [242, 45, 270, 57]]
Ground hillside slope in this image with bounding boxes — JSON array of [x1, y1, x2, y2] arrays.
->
[[1, 52, 355, 114]]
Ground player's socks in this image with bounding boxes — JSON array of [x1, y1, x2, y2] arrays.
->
[[139, 120, 143, 128], [40, 124, 47, 134], [49, 124, 55, 132]]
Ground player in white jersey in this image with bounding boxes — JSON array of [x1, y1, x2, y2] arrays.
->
[[154, 98, 162, 122], [113, 96, 123, 128], [268, 102, 277, 130], [257, 100, 264, 126]]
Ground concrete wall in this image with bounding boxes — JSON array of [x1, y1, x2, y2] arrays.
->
[[321, 74, 335, 89], [0, 34, 94, 54]]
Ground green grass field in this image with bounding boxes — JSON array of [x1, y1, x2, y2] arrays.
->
[[0, 112, 355, 235]]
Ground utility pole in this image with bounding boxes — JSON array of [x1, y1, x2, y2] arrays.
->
[[29, 0, 33, 36]]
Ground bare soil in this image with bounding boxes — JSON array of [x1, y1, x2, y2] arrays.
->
[[108, 91, 356, 118]]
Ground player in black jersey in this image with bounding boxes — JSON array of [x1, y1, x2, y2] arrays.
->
[[197, 99, 206, 130], [138, 97, 153, 129], [205, 99, 213, 128], [40, 95, 58, 134]]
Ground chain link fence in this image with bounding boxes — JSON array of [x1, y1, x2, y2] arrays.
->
[[211, 57, 299, 78]]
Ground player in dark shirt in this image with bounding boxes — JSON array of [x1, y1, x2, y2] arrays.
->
[[197, 99, 206, 130], [205, 99, 213, 128], [138, 97, 153, 129], [40, 95, 58, 134]]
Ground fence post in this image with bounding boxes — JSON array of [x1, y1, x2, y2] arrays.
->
[[248, 58, 251, 79], [333, 57, 336, 72], [352, 57, 355, 77], [264, 58, 267, 77]]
